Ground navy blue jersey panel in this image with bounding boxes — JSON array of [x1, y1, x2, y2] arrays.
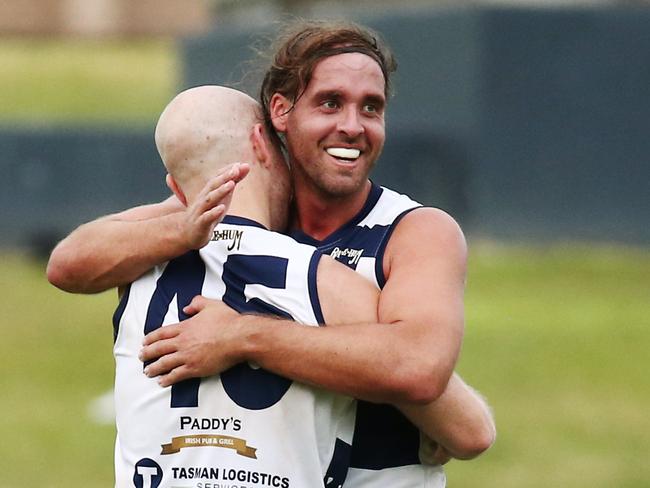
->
[[113, 283, 131, 343], [350, 401, 421, 469], [323, 438, 353, 487], [142, 250, 206, 408], [220, 253, 295, 410]]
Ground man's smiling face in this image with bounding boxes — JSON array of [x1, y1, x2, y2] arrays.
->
[[274, 52, 387, 200]]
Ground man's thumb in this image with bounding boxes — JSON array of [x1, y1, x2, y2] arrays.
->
[[183, 295, 207, 316]]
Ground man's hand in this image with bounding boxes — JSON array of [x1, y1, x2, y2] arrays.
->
[[140, 296, 244, 386], [178, 163, 250, 250]]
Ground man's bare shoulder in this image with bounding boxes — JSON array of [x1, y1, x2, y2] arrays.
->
[[402, 206, 465, 240], [386, 207, 467, 267]]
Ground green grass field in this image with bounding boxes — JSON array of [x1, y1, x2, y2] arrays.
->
[[2, 244, 649, 487], [448, 244, 650, 487], [0, 38, 177, 125]]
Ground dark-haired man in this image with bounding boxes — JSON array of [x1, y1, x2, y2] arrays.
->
[[143, 20, 494, 487]]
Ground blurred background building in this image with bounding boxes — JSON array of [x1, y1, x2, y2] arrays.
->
[[0, 0, 211, 36], [1, 0, 649, 252]]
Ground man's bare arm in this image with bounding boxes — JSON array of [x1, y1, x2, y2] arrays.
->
[[47, 164, 248, 293], [399, 373, 495, 461], [141, 207, 465, 404], [140, 252, 493, 459], [139, 209, 465, 404]]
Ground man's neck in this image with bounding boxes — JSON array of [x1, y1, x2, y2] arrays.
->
[[227, 197, 273, 230], [220, 174, 282, 231], [291, 180, 372, 240]]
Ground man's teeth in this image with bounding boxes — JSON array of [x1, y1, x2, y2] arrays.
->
[[326, 147, 360, 160]]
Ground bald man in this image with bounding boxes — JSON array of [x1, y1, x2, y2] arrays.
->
[[112, 85, 371, 487]]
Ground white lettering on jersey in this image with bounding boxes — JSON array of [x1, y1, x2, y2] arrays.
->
[[331, 247, 363, 265]]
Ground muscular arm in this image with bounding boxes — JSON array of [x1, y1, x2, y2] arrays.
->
[[398, 374, 495, 460], [142, 208, 465, 403], [47, 197, 186, 293], [47, 164, 248, 293], [141, 251, 493, 459], [247, 208, 466, 403]]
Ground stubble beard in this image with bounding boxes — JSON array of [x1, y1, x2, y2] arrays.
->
[[295, 157, 375, 202], [286, 134, 379, 201]]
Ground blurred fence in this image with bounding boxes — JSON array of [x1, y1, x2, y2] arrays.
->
[[0, 128, 167, 251], [2, 5, 649, 249]]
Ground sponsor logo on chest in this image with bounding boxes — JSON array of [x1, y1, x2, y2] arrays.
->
[[330, 246, 363, 266]]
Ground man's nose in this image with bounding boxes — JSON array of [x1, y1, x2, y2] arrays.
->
[[337, 106, 365, 138]]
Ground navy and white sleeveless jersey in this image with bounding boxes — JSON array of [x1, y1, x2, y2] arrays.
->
[[113, 216, 354, 488], [290, 183, 447, 487]]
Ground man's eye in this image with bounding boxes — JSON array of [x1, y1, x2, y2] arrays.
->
[[322, 100, 338, 110], [363, 104, 377, 113]]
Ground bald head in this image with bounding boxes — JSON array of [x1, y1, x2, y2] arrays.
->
[[155, 85, 261, 199]]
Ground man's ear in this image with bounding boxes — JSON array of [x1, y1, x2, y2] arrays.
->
[[251, 123, 271, 168], [165, 174, 187, 207], [269, 93, 291, 133]]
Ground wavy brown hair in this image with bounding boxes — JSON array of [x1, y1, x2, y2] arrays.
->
[[259, 19, 397, 144]]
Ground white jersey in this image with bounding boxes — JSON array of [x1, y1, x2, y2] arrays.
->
[[113, 216, 354, 488], [290, 183, 446, 487]]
